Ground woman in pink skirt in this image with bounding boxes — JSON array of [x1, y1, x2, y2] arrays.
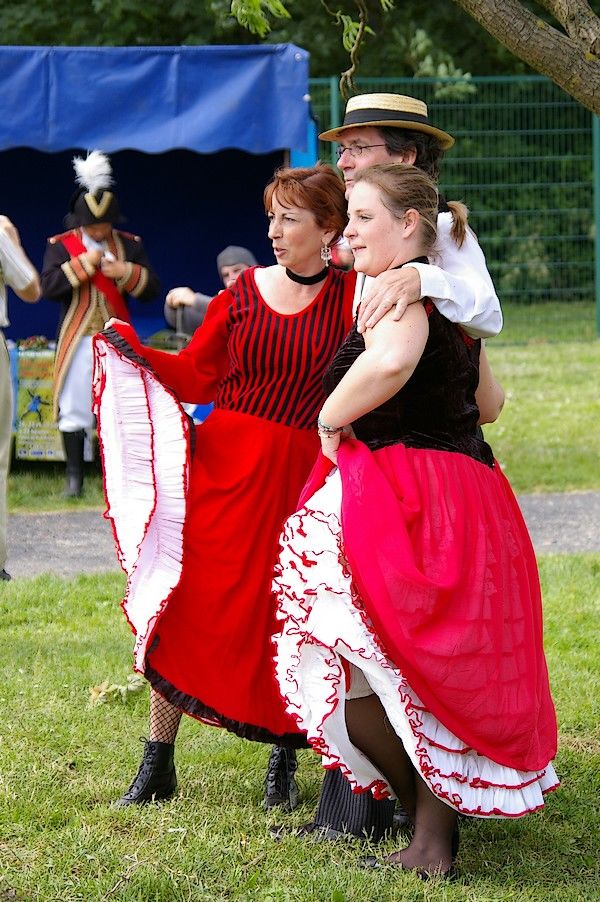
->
[[273, 164, 558, 878]]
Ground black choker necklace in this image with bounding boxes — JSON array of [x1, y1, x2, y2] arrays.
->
[[285, 266, 329, 285]]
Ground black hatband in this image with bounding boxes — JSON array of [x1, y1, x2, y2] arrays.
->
[[342, 108, 429, 128]]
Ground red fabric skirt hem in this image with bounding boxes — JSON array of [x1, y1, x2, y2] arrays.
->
[[315, 440, 557, 772]]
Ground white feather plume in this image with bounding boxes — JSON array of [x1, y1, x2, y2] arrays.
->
[[73, 150, 114, 195]]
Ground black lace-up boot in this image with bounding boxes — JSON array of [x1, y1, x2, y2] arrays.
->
[[114, 738, 177, 806], [263, 745, 299, 811]]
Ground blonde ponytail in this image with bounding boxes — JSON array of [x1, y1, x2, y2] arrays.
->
[[446, 200, 468, 248]]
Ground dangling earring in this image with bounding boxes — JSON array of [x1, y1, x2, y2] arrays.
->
[[320, 243, 332, 265]]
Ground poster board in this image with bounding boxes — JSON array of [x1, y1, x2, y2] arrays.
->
[[12, 349, 92, 461]]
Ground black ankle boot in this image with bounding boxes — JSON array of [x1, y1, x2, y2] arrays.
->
[[114, 738, 177, 807], [264, 745, 299, 811], [61, 429, 85, 498]]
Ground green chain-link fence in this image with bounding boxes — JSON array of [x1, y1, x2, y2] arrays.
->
[[309, 76, 598, 344]]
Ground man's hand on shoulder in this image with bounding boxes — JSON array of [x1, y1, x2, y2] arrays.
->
[[357, 266, 422, 333]]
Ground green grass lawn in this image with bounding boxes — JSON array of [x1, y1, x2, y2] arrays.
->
[[496, 302, 598, 346], [0, 557, 598, 901], [484, 340, 600, 492]]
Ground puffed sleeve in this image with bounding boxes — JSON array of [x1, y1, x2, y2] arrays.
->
[[409, 212, 503, 339], [110, 289, 233, 405]]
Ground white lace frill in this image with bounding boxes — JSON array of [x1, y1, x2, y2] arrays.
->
[[93, 335, 191, 671], [272, 471, 559, 818]]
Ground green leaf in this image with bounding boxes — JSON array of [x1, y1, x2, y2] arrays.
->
[[230, 0, 290, 37]]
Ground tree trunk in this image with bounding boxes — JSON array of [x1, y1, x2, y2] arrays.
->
[[453, 0, 600, 114]]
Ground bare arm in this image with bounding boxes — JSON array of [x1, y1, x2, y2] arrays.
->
[[356, 266, 421, 334], [15, 276, 40, 303], [319, 303, 429, 463], [476, 345, 505, 425]]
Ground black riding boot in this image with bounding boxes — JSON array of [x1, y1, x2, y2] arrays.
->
[[114, 738, 177, 806], [61, 429, 85, 498], [264, 745, 299, 811]]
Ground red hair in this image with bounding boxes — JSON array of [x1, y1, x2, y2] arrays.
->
[[264, 162, 348, 242]]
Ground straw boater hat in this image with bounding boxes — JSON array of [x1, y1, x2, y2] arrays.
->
[[319, 93, 454, 150]]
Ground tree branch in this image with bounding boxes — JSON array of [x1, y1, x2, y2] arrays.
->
[[535, 0, 600, 54], [453, 0, 600, 114], [339, 0, 369, 100]]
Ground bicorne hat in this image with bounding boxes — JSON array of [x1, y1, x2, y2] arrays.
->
[[319, 93, 454, 150], [64, 150, 124, 228]]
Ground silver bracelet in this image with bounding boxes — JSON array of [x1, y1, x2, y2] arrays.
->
[[317, 417, 346, 435]]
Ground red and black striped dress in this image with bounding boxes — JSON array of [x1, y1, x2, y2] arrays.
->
[[102, 266, 355, 744]]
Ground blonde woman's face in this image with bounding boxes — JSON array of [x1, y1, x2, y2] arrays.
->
[[344, 181, 410, 277]]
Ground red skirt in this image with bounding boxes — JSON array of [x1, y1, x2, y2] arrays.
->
[[287, 440, 558, 773], [93, 334, 313, 745], [146, 408, 315, 744]]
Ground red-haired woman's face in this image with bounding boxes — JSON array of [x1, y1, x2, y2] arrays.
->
[[267, 193, 334, 274]]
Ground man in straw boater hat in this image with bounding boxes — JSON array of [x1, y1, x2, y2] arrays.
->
[[41, 151, 160, 497], [281, 92, 503, 844], [321, 92, 502, 337]]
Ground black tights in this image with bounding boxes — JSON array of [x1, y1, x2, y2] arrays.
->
[[346, 692, 457, 874]]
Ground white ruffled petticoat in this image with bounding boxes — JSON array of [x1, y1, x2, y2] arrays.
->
[[93, 334, 190, 671], [273, 470, 559, 818]]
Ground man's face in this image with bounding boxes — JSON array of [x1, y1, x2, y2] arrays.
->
[[220, 262, 249, 289], [83, 222, 112, 242], [336, 126, 416, 197]]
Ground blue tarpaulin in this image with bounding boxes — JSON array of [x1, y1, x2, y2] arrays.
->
[[1, 44, 316, 342], [0, 44, 310, 154]]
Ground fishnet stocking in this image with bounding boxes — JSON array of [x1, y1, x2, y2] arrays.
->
[[149, 689, 183, 743]]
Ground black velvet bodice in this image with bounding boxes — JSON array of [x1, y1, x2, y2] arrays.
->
[[323, 295, 494, 468]]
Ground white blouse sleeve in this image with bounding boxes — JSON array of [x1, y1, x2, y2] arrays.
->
[[409, 211, 503, 339]]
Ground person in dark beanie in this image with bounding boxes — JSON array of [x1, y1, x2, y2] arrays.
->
[[41, 151, 160, 497], [164, 245, 257, 335]]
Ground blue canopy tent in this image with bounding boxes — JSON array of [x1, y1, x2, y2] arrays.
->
[[0, 44, 316, 340]]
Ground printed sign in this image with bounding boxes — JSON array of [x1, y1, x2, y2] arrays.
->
[[14, 350, 63, 460]]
